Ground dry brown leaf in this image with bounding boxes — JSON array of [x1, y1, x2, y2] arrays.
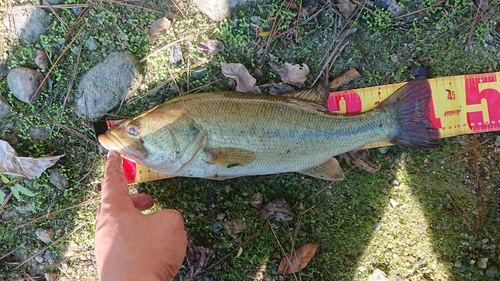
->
[[221, 62, 261, 93], [277, 243, 319, 274], [338, 0, 356, 19], [148, 18, 171, 44], [197, 39, 225, 56], [339, 150, 380, 174], [224, 219, 248, 236], [258, 198, 294, 221], [34, 50, 49, 71], [186, 238, 216, 278], [269, 62, 310, 87], [0, 140, 64, 179]]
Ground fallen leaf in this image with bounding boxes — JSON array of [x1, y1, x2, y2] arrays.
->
[[269, 62, 310, 87], [34, 50, 49, 71], [197, 39, 225, 56], [329, 68, 361, 90], [0, 140, 64, 179], [260, 83, 296, 95], [339, 150, 380, 174], [186, 238, 216, 278], [258, 30, 270, 37], [148, 17, 171, 44], [224, 219, 248, 236], [337, 0, 356, 19], [258, 198, 294, 221], [277, 243, 319, 274], [221, 62, 261, 93]]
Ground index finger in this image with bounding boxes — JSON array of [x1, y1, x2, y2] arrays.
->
[[100, 150, 134, 210]]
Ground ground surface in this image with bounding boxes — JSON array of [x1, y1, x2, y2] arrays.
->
[[0, 0, 499, 280]]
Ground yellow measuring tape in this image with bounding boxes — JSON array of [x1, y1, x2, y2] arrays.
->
[[105, 72, 500, 183], [328, 72, 500, 148]]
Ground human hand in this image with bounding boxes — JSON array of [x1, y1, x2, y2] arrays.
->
[[95, 151, 187, 281]]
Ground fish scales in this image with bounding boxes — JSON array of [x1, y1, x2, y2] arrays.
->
[[98, 79, 440, 180]]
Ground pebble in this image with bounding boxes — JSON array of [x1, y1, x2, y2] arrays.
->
[[50, 168, 69, 191], [34, 256, 44, 263], [486, 265, 498, 278], [212, 222, 223, 234], [0, 98, 11, 120], [169, 45, 183, 65], [44, 250, 56, 260], [477, 257, 488, 269], [87, 37, 100, 51], [45, 272, 58, 281], [390, 179, 400, 186], [29, 127, 51, 141], [494, 136, 500, 147], [72, 7, 83, 16], [7, 67, 47, 103], [35, 228, 55, 244], [390, 198, 399, 208], [375, 0, 391, 9], [368, 268, 388, 281]]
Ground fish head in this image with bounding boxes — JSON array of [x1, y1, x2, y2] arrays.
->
[[98, 109, 188, 173]]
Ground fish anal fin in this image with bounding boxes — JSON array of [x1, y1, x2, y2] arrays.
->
[[206, 147, 257, 167], [298, 157, 345, 181]]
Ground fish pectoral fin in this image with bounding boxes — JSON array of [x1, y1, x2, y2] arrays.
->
[[298, 157, 345, 181], [205, 147, 256, 167]]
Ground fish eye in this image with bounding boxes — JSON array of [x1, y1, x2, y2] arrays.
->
[[126, 124, 140, 136]]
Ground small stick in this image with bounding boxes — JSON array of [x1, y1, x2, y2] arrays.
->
[[15, 224, 85, 269], [329, 68, 361, 90]]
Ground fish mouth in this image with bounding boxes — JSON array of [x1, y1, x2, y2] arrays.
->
[[98, 132, 131, 155]]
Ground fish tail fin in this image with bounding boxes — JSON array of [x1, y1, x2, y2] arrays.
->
[[381, 79, 441, 148]]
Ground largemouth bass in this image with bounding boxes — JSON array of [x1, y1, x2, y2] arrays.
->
[[98, 79, 440, 180]]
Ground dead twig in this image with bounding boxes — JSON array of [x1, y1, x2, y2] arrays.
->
[[15, 198, 99, 230], [0, 4, 88, 11], [0, 243, 26, 262], [15, 224, 85, 269], [206, 223, 267, 270], [439, 137, 493, 162], [127, 59, 209, 104], [268, 220, 300, 280]]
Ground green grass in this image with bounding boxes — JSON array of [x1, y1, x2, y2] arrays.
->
[[1, 0, 500, 280]]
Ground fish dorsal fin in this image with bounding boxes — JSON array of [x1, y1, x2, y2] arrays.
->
[[298, 157, 345, 181], [284, 78, 329, 104], [205, 147, 257, 168]]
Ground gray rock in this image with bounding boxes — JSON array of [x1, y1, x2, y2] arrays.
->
[[49, 168, 68, 191], [45, 0, 63, 4], [35, 228, 54, 244], [29, 127, 51, 140], [477, 257, 488, 269], [193, 0, 253, 21], [486, 265, 498, 278], [43, 250, 56, 260], [3, 7, 52, 44], [74, 51, 142, 121], [7, 67, 46, 103], [368, 268, 389, 281], [0, 97, 11, 120], [44, 272, 58, 281], [34, 255, 44, 263], [87, 37, 100, 51], [169, 45, 183, 65], [72, 7, 83, 16]]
